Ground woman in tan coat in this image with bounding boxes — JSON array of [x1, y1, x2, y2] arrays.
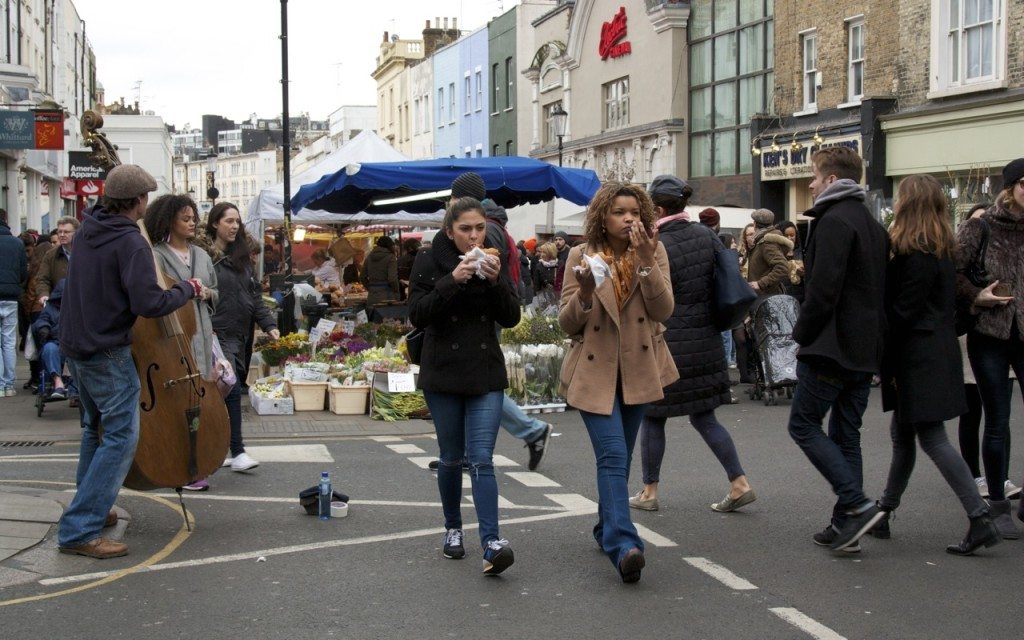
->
[[558, 182, 678, 583]]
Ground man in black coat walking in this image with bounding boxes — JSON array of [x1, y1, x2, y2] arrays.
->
[[786, 147, 890, 552]]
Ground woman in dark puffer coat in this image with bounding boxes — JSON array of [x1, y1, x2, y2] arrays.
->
[[628, 176, 756, 514]]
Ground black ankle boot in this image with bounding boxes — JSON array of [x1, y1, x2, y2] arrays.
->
[[870, 504, 892, 539], [946, 514, 1001, 556]]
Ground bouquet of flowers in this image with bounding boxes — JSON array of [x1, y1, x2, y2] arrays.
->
[[317, 329, 371, 363], [501, 312, 566, 346], [254, 332, 309, 367], [354, 318, 413, 348], [503, 343, 566, 406]]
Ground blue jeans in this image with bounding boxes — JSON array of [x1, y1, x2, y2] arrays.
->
[[0, 301, 16, 390], [224, 345, 247, 457], [58, 347, 141, 547], [640, 411, 746, 484], [787, 360, 873, 526], [500, 394, 546, 442], [580, 393, 647, 568], [721, 330, 734, 366], [967, 330, 1024, 501], [424, 389, 504, 549], [40, 341, 64, 382]]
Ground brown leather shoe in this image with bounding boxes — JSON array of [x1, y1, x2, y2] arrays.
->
[[59, 538, 128, 559], [104, 510, 118, 527]]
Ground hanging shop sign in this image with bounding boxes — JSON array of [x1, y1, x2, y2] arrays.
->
[[599, 6, 631, 60], [33, 110, 64, 150], [0, 110, 65, 150], [68, 150, 109, 180], [759, 133, 862, 181]]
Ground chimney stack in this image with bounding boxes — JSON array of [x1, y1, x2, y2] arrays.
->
[[383, 31, 389, 43], [453, 17, 457, 30], [443, 17, 448, 29]]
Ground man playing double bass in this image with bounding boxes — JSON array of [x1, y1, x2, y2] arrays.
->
[[58, 165, 210, 559]]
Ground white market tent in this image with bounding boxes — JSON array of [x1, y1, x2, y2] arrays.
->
[[244, 130, 444, 234]]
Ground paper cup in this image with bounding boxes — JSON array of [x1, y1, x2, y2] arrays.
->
[[330, 501, 348, 518]]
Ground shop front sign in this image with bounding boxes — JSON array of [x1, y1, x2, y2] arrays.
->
[[759, 133, 862, 181], [68, 150, 109, 180], [599, 6, 632, 60]]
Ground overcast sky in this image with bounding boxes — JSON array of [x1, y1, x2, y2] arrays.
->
[[74, 0, 518, 130]]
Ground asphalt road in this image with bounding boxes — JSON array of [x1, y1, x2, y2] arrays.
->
[[0, 388, 1021, 640]]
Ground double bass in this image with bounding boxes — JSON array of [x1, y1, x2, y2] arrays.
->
[[81, 111, 230, 491]]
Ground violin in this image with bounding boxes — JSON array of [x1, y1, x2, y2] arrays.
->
[[82, 111, 230, 490]]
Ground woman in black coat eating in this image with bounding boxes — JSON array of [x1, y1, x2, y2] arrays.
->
[[408, 197, 521, 575]]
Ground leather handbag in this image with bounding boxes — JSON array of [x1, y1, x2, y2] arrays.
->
[[711, 233, 758, 332], [403, 328, 424, 365], [955, 218, 990, 337]]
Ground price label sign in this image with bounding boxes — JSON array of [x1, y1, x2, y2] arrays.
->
[[341, 320, 355, 335], [355, 310, 369, 325], [315, 318, 337, 334], [387, 372, 416, 393]]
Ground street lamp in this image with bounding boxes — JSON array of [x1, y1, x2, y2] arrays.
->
[[551, 105, 568, 167]]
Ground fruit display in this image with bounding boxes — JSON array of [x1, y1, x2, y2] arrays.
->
[[316, 283, 345, 307]]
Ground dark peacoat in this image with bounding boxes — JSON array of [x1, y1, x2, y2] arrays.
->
[[407, 233, 520, 396], [647, 220, 731, 418], [558, 242, 679, 415], [881, 251, 967, 423], [792, 188, 889, 374]]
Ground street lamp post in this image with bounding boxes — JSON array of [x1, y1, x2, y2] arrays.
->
[[552, 105, 568, 167]]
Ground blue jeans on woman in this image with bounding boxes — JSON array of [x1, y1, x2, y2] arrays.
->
[[580, 393, 647, 568], [58, 347, 141, 547], [423, 390, 504, 550], [967, 330, 1024, 501]]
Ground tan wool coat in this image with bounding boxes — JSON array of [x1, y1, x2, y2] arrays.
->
[[558, 243, 679, 415]]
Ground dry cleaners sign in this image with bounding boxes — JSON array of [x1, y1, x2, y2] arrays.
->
[[759, 134, 862, 181]]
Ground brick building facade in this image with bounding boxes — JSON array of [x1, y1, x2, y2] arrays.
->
[[752, 1, 898, 222]]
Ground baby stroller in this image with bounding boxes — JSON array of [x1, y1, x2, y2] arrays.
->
[[745, 294, 800, 406]]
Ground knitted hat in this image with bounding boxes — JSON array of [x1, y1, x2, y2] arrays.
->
[[1002, 158, 1024, 189], [523, 238, 537, 253], [451, 172, 486, 200], [104, 164, 158, 199], [698, 207, 720, 227], [751, 208, 776, 228], [648, 174, 689, 197], [553, 231, 569, 242]]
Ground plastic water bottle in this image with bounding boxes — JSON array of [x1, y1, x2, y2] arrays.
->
[[318, 471, 331, 520]]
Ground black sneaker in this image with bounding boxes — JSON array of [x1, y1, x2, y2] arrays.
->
[[525, 424, 552, 471], [870, 506, 892, 539], [428, 460, 470, 471], [831, 503, 885, 551], [482, 539, 514, 575], [812, 525, 861, 553], [443, 528, 465, 559]]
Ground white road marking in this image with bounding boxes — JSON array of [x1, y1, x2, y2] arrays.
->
[[634, 523, 678, 547], [683, 557, 758, 590], [241, 444, 333, 463], [506, 472, 561, 487], [407, 456, 436, 469], [491, 455, 519, 467], [0, 453, 79, 460], [369, 436, 404, 442], [769, 608, 848, 640], [40, 508, 593, 586], [385, 444, 425, 454], [152, 493, 562, 511], [544, 494, 598, 512]]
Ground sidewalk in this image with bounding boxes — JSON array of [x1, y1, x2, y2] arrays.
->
[[0, 359, 434, 565]]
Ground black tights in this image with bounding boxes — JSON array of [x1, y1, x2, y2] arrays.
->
[[958, 383, 1013, 480]]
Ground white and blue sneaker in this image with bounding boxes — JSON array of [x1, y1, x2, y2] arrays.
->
[[443, 528, 465, 559]]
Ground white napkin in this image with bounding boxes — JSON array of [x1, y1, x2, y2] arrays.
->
[[574, 253, 611, 289], [461, 246, 493, 279]]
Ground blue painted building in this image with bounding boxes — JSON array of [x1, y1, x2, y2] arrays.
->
[[431, 39, 461, 158], [432, 26, 490, 159], [458, 26, 490, 159]]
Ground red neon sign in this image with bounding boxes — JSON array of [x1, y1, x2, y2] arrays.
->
[[599, 6, 632, 60]]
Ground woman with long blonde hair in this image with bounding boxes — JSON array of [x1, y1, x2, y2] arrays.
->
[[558, 182, 678, 583], [875, 174, 999, 555]]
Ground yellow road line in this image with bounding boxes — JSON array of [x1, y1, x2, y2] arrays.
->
[[0, 481, 193, 607]]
